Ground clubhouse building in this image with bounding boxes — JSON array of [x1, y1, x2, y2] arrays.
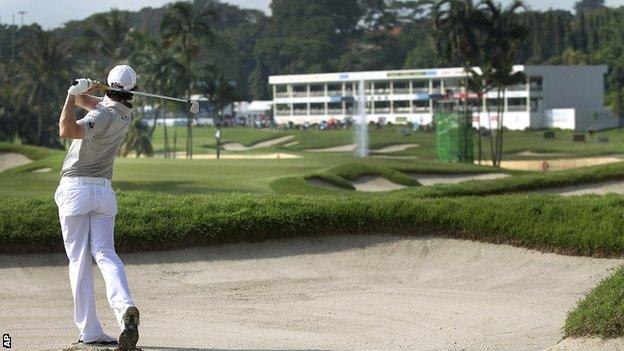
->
[[268, 65, 613, 131]]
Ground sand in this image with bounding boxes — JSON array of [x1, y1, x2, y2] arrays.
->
[[498, 157, 622, 171], [372, 143, 419, 153], [533, 180, 624, 196], [222, 135, 295, 151], [547, 337, 624, 351], [0, 152, 31, 173], [169, 152, 301, 160], [3, 235, 620, 351], [412, 173, 510, 186], [305, 144, 357, 152], [517, 151, 570, 157], [31, 167, 53, 173], [350, 175, 407, 192]]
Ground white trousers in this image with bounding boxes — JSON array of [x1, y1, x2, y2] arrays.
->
[[54, 177, 134, 342]]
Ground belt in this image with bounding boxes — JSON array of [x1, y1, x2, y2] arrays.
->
[[60, 176, 111, 187]]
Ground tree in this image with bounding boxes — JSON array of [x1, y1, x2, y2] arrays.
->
[[129, 30, 186, 158], [15, 28, 74, 148], [480, 0, 528, 167], [199, 69, 240, 159], [161, 1, 216, 159], [575, 0, 605, 13]]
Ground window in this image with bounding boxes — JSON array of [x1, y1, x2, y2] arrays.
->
[[530, 77, 543, 92], [374, 101, 390, 113], [413, 100, 429, 111], [310, 102, 324, 115], [393, 100, 410, 113], [530, 98, 543, 112], [309, 84, 324, 96], [293, 85, 307, 97], [346, 100, 355, 114], [375, 81, 390, 93], [293, 103, 307, 115], [413, 80, 428, 90], [275, 85, 289, 98], [507, 98, 527, 111], [393, 81, 409, 94], [327, 83, 341, 96], [275, 104, 290, 115], [328, 102, 342, 114]]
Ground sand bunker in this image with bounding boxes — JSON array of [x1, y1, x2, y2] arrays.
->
[[412, 173, 509, 186], [517, 151, 570, 157], [222, 135, 295, 151], [372, 143, 419, 153], [306, 144, 357, 152], [350, 175, 407, 192], [533, 180, 624, 196], [170, 152, 300, 160], [497, 157, 622, 171], [0, 152, 31, 173], [5, 235, 620, 351]]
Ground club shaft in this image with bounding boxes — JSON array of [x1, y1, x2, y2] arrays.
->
[[108, 87, 189, 103]]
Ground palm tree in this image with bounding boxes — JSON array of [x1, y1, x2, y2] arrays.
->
[[83, 9, 131, 64], [480, 0, 528, 167], [120, 117, 154, 157], [130, 30, 186, 158], [199, 70, 240, 159], [433, 0, 490, 163], [161, 2, 215, 159], [15, 29, 74, 148]]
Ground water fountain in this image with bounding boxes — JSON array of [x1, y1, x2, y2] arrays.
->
[[355, 79, 369, 158]]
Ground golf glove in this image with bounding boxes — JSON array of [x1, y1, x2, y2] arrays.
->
[[68, 78, 94, 95]]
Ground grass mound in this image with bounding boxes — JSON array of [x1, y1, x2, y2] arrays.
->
[[4, 192, 624, 256]]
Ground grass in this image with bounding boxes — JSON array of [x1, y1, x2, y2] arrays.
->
[[4, 192, 624, 257], [565, 266, 624, 338]]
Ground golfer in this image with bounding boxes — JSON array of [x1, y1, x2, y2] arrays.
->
[[55, 65, 140, 350]]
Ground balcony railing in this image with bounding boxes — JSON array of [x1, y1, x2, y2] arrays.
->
[[507, 105, 528, 112], [375, 107, 391, 113], [393, 88, 410, 94], [310, 109, 325, 115], [276, 110, 291, 116], [328, 90, 342, 96], [310, 91, 324, 97], [275, 92, 290, 98], [394, 107, 411, 113], [293, 91, 308, 97], [293, 110, 307, 115], [507, 84, 527, 92], [327, 109, 343, 114]]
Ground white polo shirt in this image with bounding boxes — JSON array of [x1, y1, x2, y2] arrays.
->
[[60, 96, 132, 180]]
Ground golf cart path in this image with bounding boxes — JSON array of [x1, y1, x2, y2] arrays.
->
[[0, 152, 31, 173], [222, 135, 294, 151], [4, 235, 621, 351]]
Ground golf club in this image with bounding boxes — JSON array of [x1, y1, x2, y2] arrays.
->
[[72, 80, 200, 114]]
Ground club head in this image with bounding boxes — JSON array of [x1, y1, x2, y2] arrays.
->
[[189, 100, 199, 114]]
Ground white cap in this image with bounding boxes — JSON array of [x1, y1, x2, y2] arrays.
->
[[107, 64, 136, 91]]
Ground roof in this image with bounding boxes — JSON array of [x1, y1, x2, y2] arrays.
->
[[247, 100, 273, 111], [268, 65, 608, 85]]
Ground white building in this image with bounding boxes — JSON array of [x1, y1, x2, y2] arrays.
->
[[268, 65, 612, 131]]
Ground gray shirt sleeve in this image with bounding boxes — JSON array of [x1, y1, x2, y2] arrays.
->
[[77, 107, 112, 138]]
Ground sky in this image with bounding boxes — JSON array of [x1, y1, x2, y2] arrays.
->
[[1, 0, 624, 30]]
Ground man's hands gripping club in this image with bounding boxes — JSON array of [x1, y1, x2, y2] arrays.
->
[[60, 78, 104, 140]]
